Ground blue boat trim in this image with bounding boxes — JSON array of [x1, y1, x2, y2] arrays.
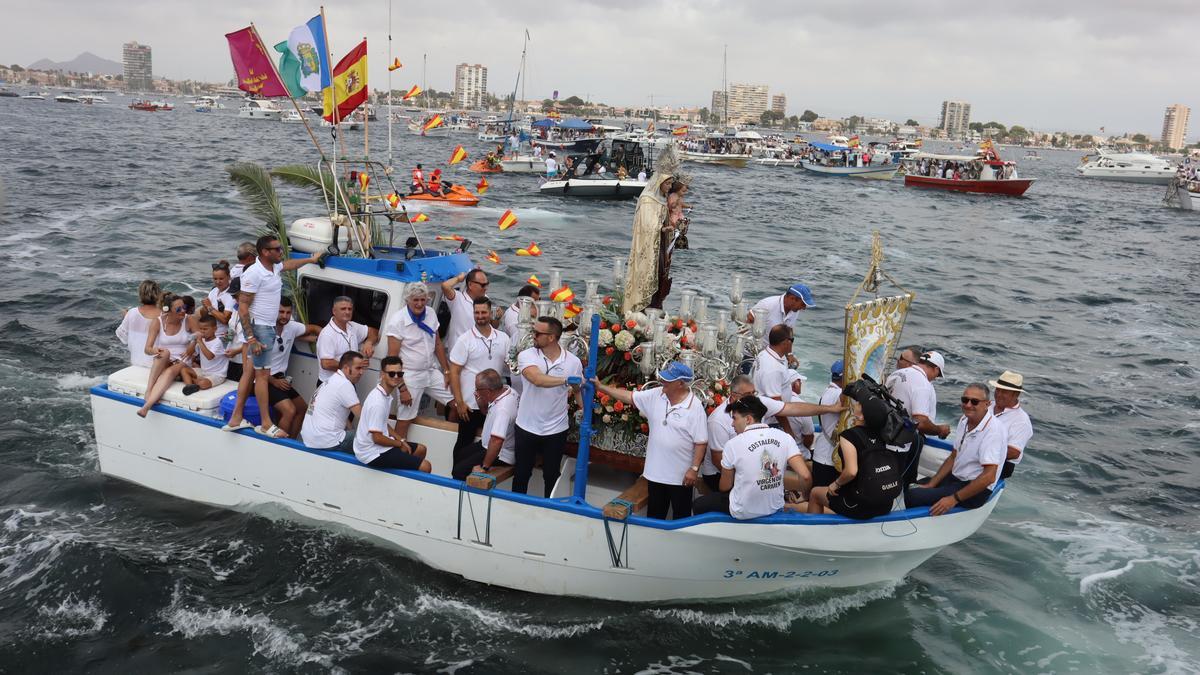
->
[[91, 384, 1002, 530], [294, 248, 474, 284]]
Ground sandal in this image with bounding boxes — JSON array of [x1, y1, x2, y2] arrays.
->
[[221, 419, 253, 432], [256, 424, 288, 439]]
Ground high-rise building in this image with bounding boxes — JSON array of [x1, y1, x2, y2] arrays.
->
[[939, 100, 971, 139], [771, 94, 786, 116], [123, 41, 153, 92], [1162, 104, 1190, 151], [710, 90, 726, 122], [453, 63, 487, 109], [726, 84, 769, 125]]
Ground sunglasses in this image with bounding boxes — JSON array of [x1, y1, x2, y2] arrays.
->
[[211, 263, 230, 271], [263, 246, 283, 252], [469, 279, 490, 288], [173, 306, 187, 314], [276, 336, 285, 352], [385, 370, 404, 378], [960, 397, 986, 406]]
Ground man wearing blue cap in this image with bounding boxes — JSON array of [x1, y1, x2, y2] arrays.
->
[[749, 283, 814, 348], [592, 361, 709, 520], [810, 360, 846, 487]]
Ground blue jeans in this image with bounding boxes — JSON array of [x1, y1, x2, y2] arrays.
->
[[904, 478, 991, 510], [250, 323, 277, 369]]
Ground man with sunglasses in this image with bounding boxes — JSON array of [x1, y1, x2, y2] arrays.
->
[[513, 316, 583, 497], [265, 297, 319, 439], [448, 297, 511, 464], [904, 383, 1005, 515], [753, 324, 799, 433], [355, 356, 431, 472], [440, 268, 490, 350]]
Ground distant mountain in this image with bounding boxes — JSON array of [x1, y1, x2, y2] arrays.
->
[[28, 52, 123, 76]]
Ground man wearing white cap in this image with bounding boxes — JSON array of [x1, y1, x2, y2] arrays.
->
[[887, 350, 951, 487], [749, 283, 814, 348], [593, 361, 709, 520], [989, 370, 1032, 479]]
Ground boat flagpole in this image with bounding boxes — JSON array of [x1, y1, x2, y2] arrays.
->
[[362, 34, 368, 160], [387, 0, 394, 169], [250, 22, 326, 161], [573, 312, 601, 503], [319, 7, 340, 227]]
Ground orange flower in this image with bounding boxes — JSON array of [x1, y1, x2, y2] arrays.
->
[[713, 394, 724, 404], [705, 406, 715, 415], [623, 352, 632, 361], [680, 335, 689, 347], [640, 423, 649, 434], [625, 319, 637, 330], [598, 321, 606, 330], [674, 319, 683, 330], [602, 295, 613, 305], [606, 346, 615, 355], [614, 401, 625, 412]]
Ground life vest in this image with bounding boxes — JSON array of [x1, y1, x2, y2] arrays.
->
[[837, 427, 902, 505], [411, 169, 423, 185]]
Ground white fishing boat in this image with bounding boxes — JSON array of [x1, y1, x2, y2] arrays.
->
[[281, 109, 305, 124], [238, 99, 283, 120], [538, 177, 648, 199], [54, 93, 81, 103], [79, 94, 109, 104], [1077, 148, 1175, 184], [21, 92, 47, 100], [500, 155, 545, 173]]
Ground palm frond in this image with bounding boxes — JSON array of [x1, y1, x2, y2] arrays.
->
[[226, 162, 285, 237], [271, 164, 340, 212]]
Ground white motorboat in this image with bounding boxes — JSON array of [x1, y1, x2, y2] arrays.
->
[[1022, 150, 1042, 161], [500, 155, 546, 173], [1165, 177, 1200, 211], [478, 131, 505, 142], [800, 142, 899, 179], [1077, 148, 1175, 184], [79, 95, 108, 104], [238, 99, 283, 120], [21, 92, 46, 100], [679, 149, 752, 168], [281, 109, 305, 124], [538, 177, 648, 199], [54, 93, 81, 103]]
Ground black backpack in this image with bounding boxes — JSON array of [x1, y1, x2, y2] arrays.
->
[[840, 427, 902, 505]]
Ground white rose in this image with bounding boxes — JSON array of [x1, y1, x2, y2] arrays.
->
[[621, 413, 629, 421], [614, 330, 636, 351], [602, 414, 612, 424], [598, 329, 614, 347]]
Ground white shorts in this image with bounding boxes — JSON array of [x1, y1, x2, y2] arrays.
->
[[394, 367, 453, 420], [201, 372, 228, 387]]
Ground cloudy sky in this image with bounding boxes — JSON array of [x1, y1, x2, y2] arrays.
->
[[4, 0, 1198, 137]]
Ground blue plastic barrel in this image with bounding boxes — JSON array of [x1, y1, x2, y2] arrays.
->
[[219, 392, 262, 427]]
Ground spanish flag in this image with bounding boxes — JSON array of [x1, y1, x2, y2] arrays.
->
[[550, 285, 574, 303], [403, 84, 422, 100], [423, 114, 444, 131], [435, 234, 465, 241], [388, 58, 403, 72], [358, 172, 369, 192], [672, 125, 688, 136], [516, 242, 541, 256], [476, 177, 489, 194], [486, 250, 501, 264], [980, 139, 994, 152], [563, 301, 583, 319], [386, 193, 401, 209], [409, 213, 429, 224], [497, 209, 518, 230], [527, 274, 541, 288], [449, 145, 468, 165], [322, 40, 368, 123], [848, 135, 861, 148]]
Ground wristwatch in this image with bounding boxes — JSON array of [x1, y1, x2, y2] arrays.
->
[[689, 465, 700, 472]]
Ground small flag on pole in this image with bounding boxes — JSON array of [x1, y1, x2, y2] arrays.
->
[[527, 274, 541, 288], [423, 114, 444, 131], [409, 213, 429, 223], [358, 172, 369, 192], [498, 209, 518, 230], [486, 250, 501, 264], [435, 234, 465, 241], [516, 242, 542, 256], [563, 301, 583, 319], [476, 177, 489, 194], [672, 126, 688, 136], [449, 145, 468, 165], [388, 58, 403, 71], [403, 84, 422, 100], [550, 285, 574, 303], [386, 193, 401, 209]]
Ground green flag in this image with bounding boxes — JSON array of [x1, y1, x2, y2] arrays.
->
[[273, 40, 305, 98]]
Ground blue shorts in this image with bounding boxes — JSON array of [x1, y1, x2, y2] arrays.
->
[[250, 323, 277, 369]]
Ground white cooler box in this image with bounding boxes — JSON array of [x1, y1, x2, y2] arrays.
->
[[287, 216, 356, 254], [106, 365, 238, 417]]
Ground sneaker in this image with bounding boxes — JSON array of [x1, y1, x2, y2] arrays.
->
[[182, 384, 201, 396]]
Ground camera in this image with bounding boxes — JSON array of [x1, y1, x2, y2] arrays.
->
[[842, 373, 918, 447]]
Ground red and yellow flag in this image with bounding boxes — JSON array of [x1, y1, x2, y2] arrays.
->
[[516, 242, 541, 256], [322, 40, 368, 123], [358, 172, 369, 192], [563, 301, 583, 319], [486, 250, 501, 264], [435, 234, 465, 241], [848, 135, 861, 148], [423, 114, 444, 131], [386, 193, 401, 209], [409, 213, 429, 224], [672, 125, 688, 136], [476, 177, 489, 194], [388, 58, 403, 72], [497, 209, 518, 230], [449, 145, 468, 165], [403, 84, 422, 100], [550, 285, 574, 303], [527, 274, 541, 288]]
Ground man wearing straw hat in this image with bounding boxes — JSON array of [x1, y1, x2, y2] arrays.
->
[[989, 370, 1032, 479]]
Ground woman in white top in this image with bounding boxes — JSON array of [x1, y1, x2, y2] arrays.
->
[[137, 293, 192, 417], [115, 280, 162, 367]]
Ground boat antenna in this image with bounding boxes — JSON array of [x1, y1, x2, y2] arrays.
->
[[387, 0, 393, 170], [722, 44, 728, 129]]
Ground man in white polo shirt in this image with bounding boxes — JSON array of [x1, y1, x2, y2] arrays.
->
[[905, 383, 1006, 515], [501, 284, 540, 340], [224, 234, 319, 438], [810, 360, 845, 487], [749, 283, 814, 347], [753, 324, 795, 429], [354, 356, 431, 472], [594, 361, 709, 520], [300, 351, 367, 452], [989, 369, 1033, 479], [781, 370, 815, 453], [887, 350, 951, 486], [513, 316, 583, 497], [385, 282, 454, 441], [448, 296, 512, 464], [440, 268, 490, 351], [316, 296, 378, 384], [451, 369, 518, 480], [705, 375, 755, 493]]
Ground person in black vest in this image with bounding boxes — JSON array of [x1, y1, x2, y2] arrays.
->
[[806, 396, 901, 520]]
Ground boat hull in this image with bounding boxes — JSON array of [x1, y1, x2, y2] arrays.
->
[[539, 179, 646, 200], [469, 160, 503, 173], [499, 158, 544, 173], [800, 160, 898, 180], [680, 152, 751, 168], [904, 174, 1035, 196], [1076, 168, 1174, 185], [90, 387, 1002, 602]]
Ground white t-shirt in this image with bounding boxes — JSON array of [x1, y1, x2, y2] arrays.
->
[[225, 313, 246, 365], [480, 386, 518, 465], [721, 423, 801, 520], [238, 259, 283, 326], [781, 372, 815, 454], [501, 303, 521, 339], [992, 402, 1033, 465], [951, 411, 1007, 491], [116, 307, 155, 368], [198, 337, 228, 378], [753, 349, 790, 424], [750, 294, 798, 347], [206, 287, 238, 338], [385, 308, 440, 372], [705, 402, 734, 476], [444, 289, 476, 351], [354, 385, 394, 464], [546, 158, 558, 175], [886, 365, 937, 453], [811, 382, 843, 466], [301, 370, 361, 449], [269, 320, 308, 375], [230, 262, 246, 279], [637, 170, 647, 181], [449, 326, 512, 410], [316, 320, 369, 382], [515, 346, 583, 435], [633, 389, 709, 486]]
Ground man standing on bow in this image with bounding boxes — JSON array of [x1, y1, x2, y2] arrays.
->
[[448, 297, 511, 464]]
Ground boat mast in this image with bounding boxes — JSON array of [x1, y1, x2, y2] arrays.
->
[[387, 0, 393, 169], [507, 29, 528, 124], [722, 44, 728, 130]]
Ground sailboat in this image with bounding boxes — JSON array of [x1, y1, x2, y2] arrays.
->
[[409, 54, 448, 138], [679, 45, 751, 168], [500, 29, 545, 174]]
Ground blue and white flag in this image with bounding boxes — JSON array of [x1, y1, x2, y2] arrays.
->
[[286, 15, 331, 94]]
